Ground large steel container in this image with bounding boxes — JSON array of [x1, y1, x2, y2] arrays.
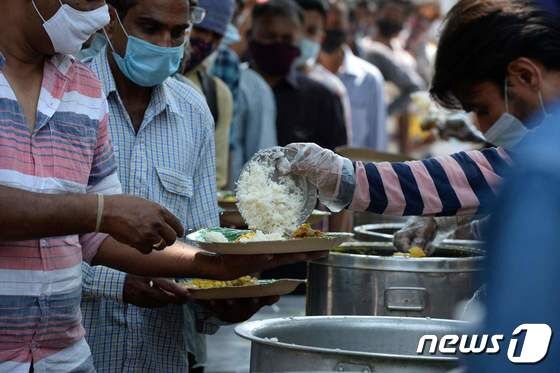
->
[[307, 242, 484, 318], [235, 316, 468, 372], [354, 223, 484, 248]]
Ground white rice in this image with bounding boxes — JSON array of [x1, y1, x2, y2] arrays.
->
[[237, 160, 304, 234], [204, 231, 229, 243], [238, 231, 285, 243]]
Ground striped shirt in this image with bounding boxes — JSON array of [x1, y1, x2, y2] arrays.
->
[[81, 49, 219, 372], [0, 53, 120, 372], [350, 147, 513, 216]]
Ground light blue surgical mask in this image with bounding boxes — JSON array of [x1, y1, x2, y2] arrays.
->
[[105, 15, 189, 87], [295, 37, 320, 68], [75, 32, 107, 61]]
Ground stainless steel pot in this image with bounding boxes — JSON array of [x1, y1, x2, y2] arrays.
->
[[354, 223, 484, 248], [306, 242, 484, 318], [235, 316, 468, 372]]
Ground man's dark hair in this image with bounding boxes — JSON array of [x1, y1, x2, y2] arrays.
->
[[252, 0, 305, 25], [378, 0, 413, 14], [107, 0, 138, 17], [431, 0, 560, 109], [293, 0, 329, 19]]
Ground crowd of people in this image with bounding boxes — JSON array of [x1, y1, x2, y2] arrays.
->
[[0, 0, 558, 372]]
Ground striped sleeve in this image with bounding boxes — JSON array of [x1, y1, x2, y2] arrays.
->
[[351, 147, 513, 216], [87, 98, 119, 191]]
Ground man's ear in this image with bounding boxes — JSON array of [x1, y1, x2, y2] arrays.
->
[[506, 57, 543, 91], [104, 5, 119, 40]]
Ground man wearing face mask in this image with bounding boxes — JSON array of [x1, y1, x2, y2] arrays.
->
[[0, 0, 195, 370], [360, 0, 424, 116], [180, 0, 235, 190], [249, 0, 347, 150], [317, 0, 387, 151], [293, 0, 352, 144], [78, 0, 319, 372], [276, 0, 560, 253]]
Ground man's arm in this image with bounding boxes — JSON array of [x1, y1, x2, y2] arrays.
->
[[365, 49, 424, 116], [91, 236, 326, 281], [351, 147, 513, 216], [0, 186, 98, 241]]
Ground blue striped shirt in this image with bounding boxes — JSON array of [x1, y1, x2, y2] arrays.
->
[[81, 49, 219, 372]]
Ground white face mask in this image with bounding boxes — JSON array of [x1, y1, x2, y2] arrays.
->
[[483, 113, 529, 149], [32, 0, 110, 55], [483, 80, 548, 149]]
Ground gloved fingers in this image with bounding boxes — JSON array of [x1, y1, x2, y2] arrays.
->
[[411, 236, 430, 250], [393, 231, 412, 253], [424, 242, 438, 256]]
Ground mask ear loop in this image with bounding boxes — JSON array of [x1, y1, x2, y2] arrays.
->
[[538, 90, 549, 117], [31, 0, 47, 23], [102, 8, 127, 53]]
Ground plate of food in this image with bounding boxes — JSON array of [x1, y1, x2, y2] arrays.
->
[[186, 225, 353, 255], [178, 276, 305, 300]]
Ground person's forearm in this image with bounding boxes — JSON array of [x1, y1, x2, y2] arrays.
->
[[349, 147, 512, 216], [0, 186, 96, 241], [92, 237, 217, 278]]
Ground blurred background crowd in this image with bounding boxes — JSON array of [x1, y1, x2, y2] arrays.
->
[[110, 0, 474, 193]]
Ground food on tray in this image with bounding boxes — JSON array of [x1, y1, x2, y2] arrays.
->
[[236, 231, 285, 243], [236, 151, 305, 234], [392, 246, 427, 258], [181, 276, 259, 289], [408, 246, 427, 258], [204, 231, 230, 243], [197, 225, 325, 244], [291, 224, 323, 239]]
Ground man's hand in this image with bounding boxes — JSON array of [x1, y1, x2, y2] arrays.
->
[[101, 195, 185, 254], [393, 217, 438, 254], [197, 251, 329, 281], [198, 296, 280, 324], [123, 274, 190, 308]]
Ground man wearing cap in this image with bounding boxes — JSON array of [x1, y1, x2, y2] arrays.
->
[[180, 0, 236, 190]]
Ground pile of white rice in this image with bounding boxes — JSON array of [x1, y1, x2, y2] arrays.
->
[[236, 160, 304, 234]]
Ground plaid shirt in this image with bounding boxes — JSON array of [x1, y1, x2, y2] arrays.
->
[[0, 53, 119, 372], [211, 45, 240, 104], [80, 49, 219, 373]]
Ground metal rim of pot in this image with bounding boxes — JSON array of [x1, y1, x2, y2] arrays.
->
[[235, 316, 468, 363], [313, 242, 484, 273], [354, 223, 484, 248]]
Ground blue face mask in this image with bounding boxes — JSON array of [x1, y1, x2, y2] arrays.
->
[[106, 15, 188, 87], [75, 32, 107, 61], [295, 37, 320, 68]]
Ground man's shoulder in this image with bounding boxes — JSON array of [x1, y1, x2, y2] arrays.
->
[[165, 76, 214, 120], [240, 68, 272, 94], [350, 54, 384, 83], [64, 57, 104, 96], [295, 73, 339, 99]]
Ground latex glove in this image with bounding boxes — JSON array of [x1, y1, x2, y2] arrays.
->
[[393, 217, 438, 255], [393, 216, 463, 256], [278, 143, 355, 212]]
